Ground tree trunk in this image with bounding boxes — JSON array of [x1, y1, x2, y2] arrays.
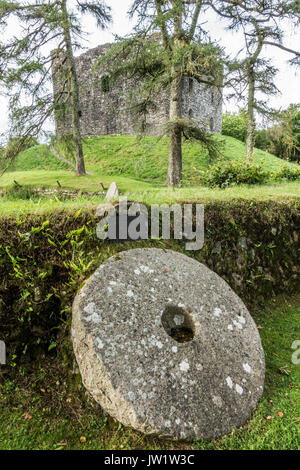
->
[[166, 73, 183, 187], [61, 0, 86, 176], [246, 66, 256, 162]]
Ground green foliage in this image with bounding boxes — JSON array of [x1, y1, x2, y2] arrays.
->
[[201, 159, 270, 188], [8, 136, 39, 152], [99, 35, 223, 135], [0, 215, 102, 362], [100, 75, 110, 93], [0, 135, 297, 214], [97, 2, 224, 186], [254, 128, 271, 151], [222, 111, 272, 152], [222, 110, 248, 142], [267, 104, 300, 163], [274, 165, 300, 181], [81, 134, 298, 177], [0, 0, 112, 176], [0, 135, 40, 175], [165, 118, 224, 163]]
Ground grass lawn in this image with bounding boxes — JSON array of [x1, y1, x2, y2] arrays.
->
[[12, 135, 298, 180], [0, 134, 299, 215], [0, 294, 299, 450], [1, 179, 300, 216]]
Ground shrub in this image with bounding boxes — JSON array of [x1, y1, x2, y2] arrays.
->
[[222, 110, 247, 142], [201, 160, 270, 188], [254, 129, 271, 151], [222, 112, 272, 152], [267, 104, 300, 163], [274, 165, 300, 181]]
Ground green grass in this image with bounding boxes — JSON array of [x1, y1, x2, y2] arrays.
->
[[13, 135, 298, 181], [1, 294, 299, 450], [0, 176, 299, 216], [12, 144, 69, 172], [0, 134, 299, 215]]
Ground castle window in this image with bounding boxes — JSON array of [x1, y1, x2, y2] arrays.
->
[[209, 117, 214, 132], [101, 75, 110, 93], [211, 90, 215, 104], [188, 109, 193, 119], [189, 78, 193, 94]]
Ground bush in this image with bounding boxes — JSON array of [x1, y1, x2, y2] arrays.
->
[[274, 165, 300, 181], [222, 110, 247, 142], [222, 112, 272, 152], [267, 104, 300, 163], [201, 160, 270, 188], [254, 129, 271, 151]]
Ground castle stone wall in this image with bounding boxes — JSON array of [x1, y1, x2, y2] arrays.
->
[[52, 43, 222, 138]]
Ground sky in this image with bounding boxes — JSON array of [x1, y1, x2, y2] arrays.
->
[[0, 0, 300, 136]]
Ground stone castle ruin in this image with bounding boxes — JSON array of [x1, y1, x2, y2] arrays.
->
[[52, 42, 223, 138]]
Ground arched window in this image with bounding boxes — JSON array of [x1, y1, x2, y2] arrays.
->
[[189, 78, 193, 94], [209, 117, 214, 132], [189, 109, 193, 119], [211, 89, 215, 104]]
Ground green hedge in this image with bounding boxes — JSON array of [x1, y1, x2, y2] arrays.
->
[[0, 200, 299, 367]]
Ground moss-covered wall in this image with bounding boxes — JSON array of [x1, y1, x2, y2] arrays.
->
[[0, 200, 299, 366]]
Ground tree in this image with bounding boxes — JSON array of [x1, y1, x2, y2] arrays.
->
[[267, 104, 300, 162], [261, 0, 300, 65], [222, 109, 248, 142], [207, 0, 289, 160], [0, 0, 111, 176], [99, 0, 224, 187]]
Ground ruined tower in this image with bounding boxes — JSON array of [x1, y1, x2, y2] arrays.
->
[[52, 43, 223, 138]]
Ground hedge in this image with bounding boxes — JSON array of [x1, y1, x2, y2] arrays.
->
[[0, 199, 299, 368]]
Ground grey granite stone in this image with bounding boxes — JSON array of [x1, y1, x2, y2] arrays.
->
[[52, 43, 223, 138], [105, 182, 119, 201], [72, 248, 265, 441]]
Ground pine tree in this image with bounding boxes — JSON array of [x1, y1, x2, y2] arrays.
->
[[208, 0, 294, 160], [0, 0, 111, 176], [99, 0, 224, 187]]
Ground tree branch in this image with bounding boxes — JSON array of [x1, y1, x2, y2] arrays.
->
[[263, 41, 300, 57], [187, 0, 202, 43], [49, 145, 94, 175]]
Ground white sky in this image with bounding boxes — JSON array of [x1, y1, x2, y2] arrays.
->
[[0, 0, 300, 135]]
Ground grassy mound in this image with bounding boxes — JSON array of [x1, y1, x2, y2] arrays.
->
[[13, 135, 298, 182], [0, 134, 298, 216]]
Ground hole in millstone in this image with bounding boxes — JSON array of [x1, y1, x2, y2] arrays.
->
[[161, 304, 195, 343]]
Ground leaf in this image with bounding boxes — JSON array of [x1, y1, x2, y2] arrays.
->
[[80, 436, 87, 443], [24, 412, 32, 420], [278, 411, 284, 418]]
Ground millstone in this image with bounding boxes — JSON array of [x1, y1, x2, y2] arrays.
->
[[72, 248, 265, 441]]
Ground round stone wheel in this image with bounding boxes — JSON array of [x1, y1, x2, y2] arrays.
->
[[72, 248, 265, 441]]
